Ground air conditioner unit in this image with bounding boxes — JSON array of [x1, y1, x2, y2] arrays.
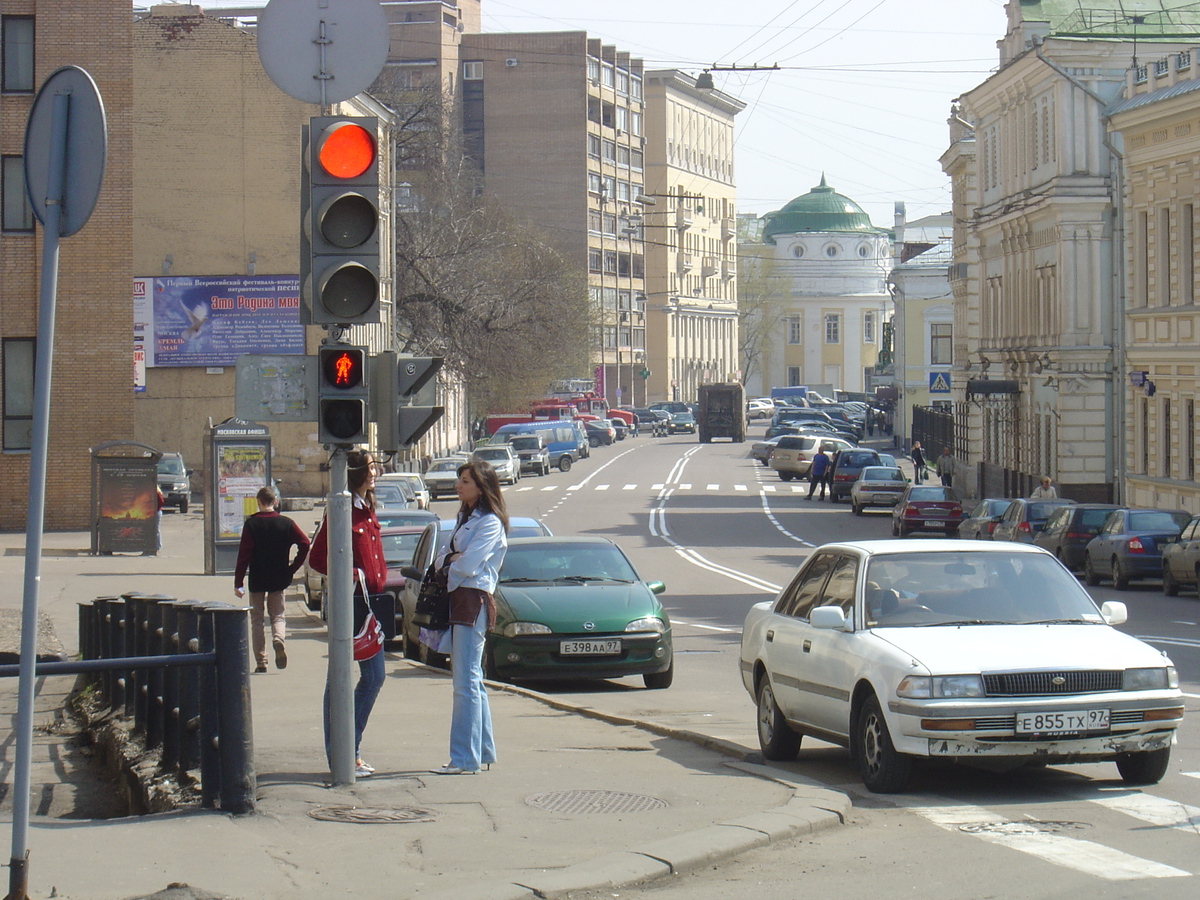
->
[[505, 58, 519, 67]]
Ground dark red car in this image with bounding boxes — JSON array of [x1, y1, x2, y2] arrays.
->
[[891, 485, 966, 537]]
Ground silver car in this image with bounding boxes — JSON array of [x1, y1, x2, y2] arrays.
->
[[849, 466, 908, 514], [423, 458, 463, 501], [472, 444, 521, 485]]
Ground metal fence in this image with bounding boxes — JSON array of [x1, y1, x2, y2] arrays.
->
[[0, 593, 255, 814]]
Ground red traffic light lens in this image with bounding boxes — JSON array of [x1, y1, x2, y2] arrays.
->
[[318, 123, 375, 179], [321, 348, 364, 390]]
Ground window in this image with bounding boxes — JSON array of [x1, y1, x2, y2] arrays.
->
[[587, 210, 602, 233], [2, 16, 34, 93], [616, 181, 630, 202], [616, 69, 629, 95], [601, 64, 614, 87], [787, 366, 802, 387], [462, 61, 483, 81], [630, 148, 643, 170], [825, 245, 839, 258], [588, 248, 601, 273], [2, 156, 33, 232], [2, 338, 34, 450], [631, 111, 642, 136], [602, 175, 616, 198], [1183, 204, 1195, 306], [1164, 398, 1172, 477], [588, 172, 602, 194], [819, 556, 859, 617], [587, 134, 601, 159], [787, 318, 802, 345], [630, 75, 642, 100], [1159, 206, 1172, 307], [602, 139, 616, 162], [615, 106, 628, 132], [792, 244, 805, 258], [825, 314, 840, 344], [775, 553, 836, 619], [863, 312, 875, 344], [617, 145, 630, 167], [603, 250, 617, 274], [858, 244, 871, 258], [930, 323, 952, 365], [587, 57, 600, 83]]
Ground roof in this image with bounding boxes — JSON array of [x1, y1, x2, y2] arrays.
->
[[1107, 71, 1200, 115], [761, 175, 886, 243], [1017, 0, 1200, 38]]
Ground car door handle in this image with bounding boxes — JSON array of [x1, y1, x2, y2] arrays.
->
[[766, 630, 774, 642], [803, 640, 812, 653]]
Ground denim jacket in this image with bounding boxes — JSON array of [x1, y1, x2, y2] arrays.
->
[[439, 507, 507, 594]]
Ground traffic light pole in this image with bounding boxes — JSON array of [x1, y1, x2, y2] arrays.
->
[[326, 449, 356, 784]]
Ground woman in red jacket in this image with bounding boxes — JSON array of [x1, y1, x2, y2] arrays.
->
[[309, 450, 387, 777]]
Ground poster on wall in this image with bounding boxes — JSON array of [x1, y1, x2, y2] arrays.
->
[[215, 443, 269, 540], [95, 459, 159, 553], [132, 275, 304, 373]]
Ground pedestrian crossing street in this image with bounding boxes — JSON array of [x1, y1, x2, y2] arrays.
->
[[906, 787, 1200, 881], [510, 482, 806, 493]]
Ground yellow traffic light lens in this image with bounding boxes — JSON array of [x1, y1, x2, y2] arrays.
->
[[318, 191, 377, 248], [318, 123, 375, 179]]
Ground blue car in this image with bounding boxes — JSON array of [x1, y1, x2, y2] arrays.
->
[[1083, 508, 1191, 590]]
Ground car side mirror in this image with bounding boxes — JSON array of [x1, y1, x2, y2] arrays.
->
[[400, 566, 422, 580], [646, 580, 666, 595], [811, 605, 848, 630], [1100, 601, 1127, 626]]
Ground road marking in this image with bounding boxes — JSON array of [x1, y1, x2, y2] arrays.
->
[[1171, 621, 1198, 626], [671, 617, 738, 634], [595, 484, 609, 491], [679, 483, 691, 490], [1135, 635, 1200, 649], [734, 484, 748, 491], [758, 490, 814, 546], [707, 483, 719, 490], [652, 483, 665, 490], [762, 484, 777, 492], [623, 484, 637, 490], [1089, 791, 1200, 835], [908, 802, 1190, 880], [515, 486, 533, 492], [1183, 772, 1200, 780], [540, 485, 557, 492]]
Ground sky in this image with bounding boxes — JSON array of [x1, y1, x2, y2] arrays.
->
[[194, 0, 1012, 227]]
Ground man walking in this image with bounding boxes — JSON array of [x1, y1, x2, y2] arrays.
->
[[807, 446, 831, 501], [936, 447, 955, 487], [234, 486, 310, 673]]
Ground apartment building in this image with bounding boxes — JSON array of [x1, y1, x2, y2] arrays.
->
[[0, 1, 133, 529]]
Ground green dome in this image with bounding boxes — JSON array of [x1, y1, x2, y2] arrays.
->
[[762, 175, 884, 242]]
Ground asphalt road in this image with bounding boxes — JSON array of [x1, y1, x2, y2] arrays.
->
[[479, 424, 1200, 898]]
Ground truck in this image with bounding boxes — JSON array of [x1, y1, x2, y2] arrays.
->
[[696, 383, 746, 443], [769, 385, 809, 404]]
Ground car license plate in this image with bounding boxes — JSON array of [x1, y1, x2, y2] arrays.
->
[[925, 520, 948, 527], [1015, 709, 1109, 735], [560, 639, 621, 656]]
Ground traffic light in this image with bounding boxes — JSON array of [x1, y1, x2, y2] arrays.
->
[[318, 344, 370, 445], [304, 117, 381, 325], [372, 353, 445, 453]]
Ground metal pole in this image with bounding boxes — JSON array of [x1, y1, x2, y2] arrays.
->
[[326, 448, 355, 784], [212, 605, 255, 814], [8, 88, 69, 900]]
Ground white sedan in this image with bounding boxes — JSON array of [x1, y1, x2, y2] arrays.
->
[[740, 540, 1183, 793]]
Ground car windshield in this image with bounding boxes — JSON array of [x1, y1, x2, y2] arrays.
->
[[377, 511, 436, 528], [1128, 510, 1190, 531], [861, 467, 904, 482], [840, 452, 879, 467], [374, 483, 410, 505], [1028, 501, 1070, 520], [865, 551, 1103, 627], [510, 438, 539, 450], [499, 542, 638, 584], [907, 486, 956, 501], [475, 449, 508, 459], [157, 458, 185, 475], [428, 461, 459, 473], [380, 531, 422, 565]]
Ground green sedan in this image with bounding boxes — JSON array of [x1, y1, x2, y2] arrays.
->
[[486, 536, 673, 689]]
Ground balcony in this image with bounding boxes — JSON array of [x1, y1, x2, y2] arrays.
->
[[675, 205, 693, 229], [721, 217, 735, 240], [721, 258, 734, 279], [676, 253, 693, 273], [701, 256, 718, 278]]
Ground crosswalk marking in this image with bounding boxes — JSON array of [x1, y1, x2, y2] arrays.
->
[[909, 802, 1190, 880], [707, 483, 719, 490], [762, 485, 777, 492], [623, 484, 637, 490], [679, 483, 691, 490], [540, 485, 557, 492], [595, 484, 609, 491], [1090, 791, 1200, 835], [734, 484, 748, 491]]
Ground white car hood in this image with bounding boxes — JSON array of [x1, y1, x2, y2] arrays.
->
[[874, 624, 1169, 674]]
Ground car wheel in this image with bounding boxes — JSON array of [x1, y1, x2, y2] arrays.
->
[[558, 456, 572, 473], [891, 519, 900, 537], [756, 677, 801, 760], [1112, 555, 1130, 590], [304, 582, 321, 612], [1163, 563, 1180, 597], [418, 641, 449, 670], [543, 463, 550, 476], [779, 472, 793, 482], [856, 694, 911, 793], [643, 660, 673, 690], [1083, 553, 1101, 586], [1116, 747, 1171, 785], [588, 435, 601, 448], [179, 497, 189, 514], [852, 500, 862, 516], [402, 623, 420, 660]]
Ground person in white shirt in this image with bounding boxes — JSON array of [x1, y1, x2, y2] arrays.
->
[[1030, 477, 1057, 499]]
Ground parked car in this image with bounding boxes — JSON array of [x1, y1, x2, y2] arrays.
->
[[850, 466, 908, 515], [1033, 503, 1123, 571], [396, 517, 553, 662], [1161, 513, 1200, 596], [470, 444, 521, 484], [424, 457, 464, 501], [303, 524, 427, 618], [746, 398, 775, 420], [373, 479, 417, 509], [740, 540, 1183, 793], [611, 418, 629, 441], [991, 498, 1077, 543], [828, 448, 882, 502], [377, 471, 430, 509], [1083, 508, 1191, 590], [481, 536, 673, 688], [891, 484, 966, 536], [629, 408, 669, 436], [668, 411, 696, 434], [584, 419, 616, 447], [493, 420, 586, 471], [955, 498, 1014, 541], [768, 435, 853, 481], [876, 453, 897, 467], [156, 452, 192, 513], [750, 435, 787, 466], [376, 509, 439, 529], [508, 434, 551, 476]]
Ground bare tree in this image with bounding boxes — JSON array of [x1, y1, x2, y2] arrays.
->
[[737, 250, 785, 390]]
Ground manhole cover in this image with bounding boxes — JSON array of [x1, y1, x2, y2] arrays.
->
[[960, 820, 1090, 836], [307, 805, 438, 824], [524, 790, 668, 814]]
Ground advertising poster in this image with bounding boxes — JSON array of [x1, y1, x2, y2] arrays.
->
[[216, 444, 269, 540], [133, 275, 304, 370], [95, 460, 158, 553]]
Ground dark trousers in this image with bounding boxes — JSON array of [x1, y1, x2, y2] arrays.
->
[[807, 473, 826, 499]]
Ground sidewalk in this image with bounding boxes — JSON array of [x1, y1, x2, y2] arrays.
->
[[0, 512, 849, 900]]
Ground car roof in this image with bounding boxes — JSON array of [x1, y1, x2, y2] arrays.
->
[[380, 525, 428, 535], [506, 535, 615, 547], [814, 539, 1049, 558]]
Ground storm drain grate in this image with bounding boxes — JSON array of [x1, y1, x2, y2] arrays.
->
[[307, 805, 439, 824], [960, 820, 1090, 836], [524, 790, 668, 815]]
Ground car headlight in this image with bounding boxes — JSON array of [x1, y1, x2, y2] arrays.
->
[[625, 617, 667, 634], [1123, 667, 1173, 691], [501, 622, 552, 637], [896, 675, 984, 699]]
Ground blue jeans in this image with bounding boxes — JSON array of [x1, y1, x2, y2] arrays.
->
[[449, 608, 495, 771], [324, 648, 386, 762]]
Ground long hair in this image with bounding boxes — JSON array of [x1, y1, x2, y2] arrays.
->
[[347, 450, 376, 509], [456, 458, 509, 532]]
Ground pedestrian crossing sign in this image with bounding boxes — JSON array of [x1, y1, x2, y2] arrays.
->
[[929, 371, 951, 393]]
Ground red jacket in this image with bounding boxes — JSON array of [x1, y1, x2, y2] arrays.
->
[[308, 497, 386, 595]]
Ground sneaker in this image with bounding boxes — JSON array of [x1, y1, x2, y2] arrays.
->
[[254, 665, 267, 674], [273, 639, 287, 670], [355, 763, 373, 777], [430, 764, 477, 775], [356, 759, 375, 774]]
